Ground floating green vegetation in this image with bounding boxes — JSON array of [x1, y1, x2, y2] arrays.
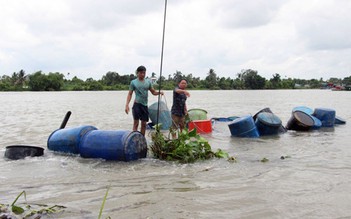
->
[[0, 191, 66, 218], [151, 125, 233, 163], [260, 157, 269, 163]]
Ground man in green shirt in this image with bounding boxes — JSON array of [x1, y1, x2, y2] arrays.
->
[[125, 66, 163, 136]]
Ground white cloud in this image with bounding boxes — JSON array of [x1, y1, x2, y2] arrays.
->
[[0, 0, 350, 80]]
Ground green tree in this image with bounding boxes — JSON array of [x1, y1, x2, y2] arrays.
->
[[47, 72, 64, 91], [173, 71, 183, 84], [342, 76, 351, 85], [28, 71, 64, 91], [281, 78, 295, 89], [308, 79, 321, 89], [85, 78, 103, 90], [218, 77, 232, 89], [234, 70, 246, 89], [241, 69, 266, 89], [102, 72, 119, 86], [328, 77, 342, 85], [269, 73, 282, 89], [0, 75, 12, 91], [205, 68, 218, 89], [28, 71, 48, 91]]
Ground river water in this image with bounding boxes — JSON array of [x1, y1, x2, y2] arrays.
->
[[0, 90, 350, 219]]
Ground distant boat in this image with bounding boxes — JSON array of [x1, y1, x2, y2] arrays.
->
[[331, 85, 345, 91]]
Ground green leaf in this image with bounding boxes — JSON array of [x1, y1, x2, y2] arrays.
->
[[198, 137, 208, 143], [214, 149, 229, 158], [188, 128, 197, 137], [12, 205, 24, 214]]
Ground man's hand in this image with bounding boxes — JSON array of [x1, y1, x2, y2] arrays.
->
[[125, 105, 130, 114]]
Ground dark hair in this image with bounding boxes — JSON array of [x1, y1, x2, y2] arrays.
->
[[136, 65, 146, 72], [178, 78, 188, 84]]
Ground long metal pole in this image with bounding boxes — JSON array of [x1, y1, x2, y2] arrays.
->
[[156, 0, 167, 131]]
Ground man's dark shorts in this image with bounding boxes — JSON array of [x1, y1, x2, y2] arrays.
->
[[132, 102, 149, 121]]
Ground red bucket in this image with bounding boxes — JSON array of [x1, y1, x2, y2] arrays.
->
[[188, 120, 212, 134]]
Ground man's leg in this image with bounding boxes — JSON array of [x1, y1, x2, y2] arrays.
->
[[140, 120, 147, 136], [133, 120, 139, 131]]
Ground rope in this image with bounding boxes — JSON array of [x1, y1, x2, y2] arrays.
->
[[156, 0, 168, 133]]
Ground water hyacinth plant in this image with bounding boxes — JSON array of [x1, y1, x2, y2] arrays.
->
[[0, 191, 66, 218], [150, 125, 231, 163]]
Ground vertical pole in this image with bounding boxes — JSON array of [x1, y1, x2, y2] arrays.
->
[[156, 0, 168, 132]]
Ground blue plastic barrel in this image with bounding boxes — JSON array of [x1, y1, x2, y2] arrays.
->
[[334, 116, 346, 125], [79, 130, 147, 161], [148, 101, 172, 130], [286, 111, 314, 131], [292, 106, 313, 115], [228, 116, 259, 138], [47, 125, 97, 154], [255, 112, 282, 136], [313, 108, 336, 127], [311, 115, 322, 129], [253, 108, 286, 133]]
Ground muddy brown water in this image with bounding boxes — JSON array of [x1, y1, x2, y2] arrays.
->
[[0, 90, 350, 218]]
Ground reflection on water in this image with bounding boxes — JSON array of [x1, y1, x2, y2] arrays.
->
[[0, 90, 350, 218]]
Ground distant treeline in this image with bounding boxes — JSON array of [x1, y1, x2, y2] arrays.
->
[[0, 69, 350, 91]]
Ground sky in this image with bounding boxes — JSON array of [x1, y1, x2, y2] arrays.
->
[[0, 0, 350, 80]]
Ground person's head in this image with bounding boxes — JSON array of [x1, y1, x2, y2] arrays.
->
[[178, 79, 188, 89], [136, 65, 146, 80]]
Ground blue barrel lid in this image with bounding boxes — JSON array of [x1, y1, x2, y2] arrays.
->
[[293, 111, 314, 127], [253, 107, 272, 120], [311, 115, 322, 129], [123, 131, 147, 161], [256, 112, 282, 127], [292, 106, 313, 115], [335, 116, 346, 124]]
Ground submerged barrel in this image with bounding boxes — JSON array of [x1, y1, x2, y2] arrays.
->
[[313, 108, 336, 127], [5, 145, 44, 160], [286, 111, 314, 131], [47, 125, 97, 154], [228, 116, 259, 138], [188, 109, 208, 120], [188, 119, 212, 134], [253, 108, 286, 133], [79, 130, 147, 161], [255, 112, 282, 136], [148, 101, 172, 130]]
